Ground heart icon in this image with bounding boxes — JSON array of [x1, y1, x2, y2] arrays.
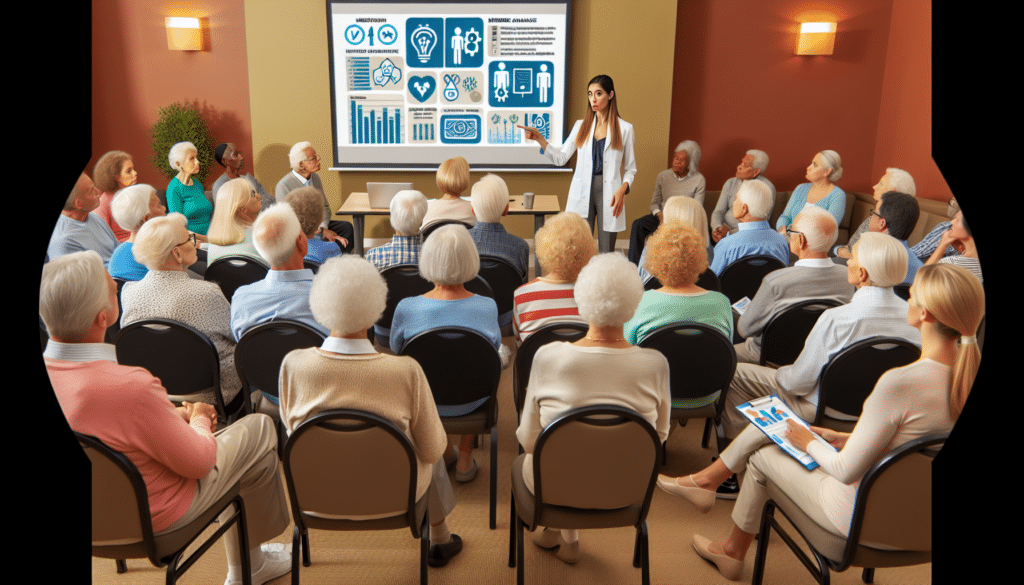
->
[[408, 75, 435, 103]]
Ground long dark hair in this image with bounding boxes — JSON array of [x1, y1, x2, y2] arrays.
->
[[575, 75, 622, 151]]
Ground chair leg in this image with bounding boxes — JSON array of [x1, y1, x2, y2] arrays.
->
[[115, 559, 127, 573], [516, 515, 525, 585], [640, 521, 650, 585], [302, 530, 311, 567], [508, 494, 517, 567], [861, 567, 875, 583], [420, 512, 429, 585], [701, 418, 711, 448], [752, 502, 774, 585], [490, 426, 498, 529], [291, 526, 301, 585]]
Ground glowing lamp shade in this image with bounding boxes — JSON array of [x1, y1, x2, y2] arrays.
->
[[166, 17, 202, 51], [796, 22, 836, 55]]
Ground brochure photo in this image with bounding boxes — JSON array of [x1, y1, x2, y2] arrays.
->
[[735, 394, 836, 470]]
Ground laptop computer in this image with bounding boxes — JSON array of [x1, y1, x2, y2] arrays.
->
[[367, 182, 414, 209]]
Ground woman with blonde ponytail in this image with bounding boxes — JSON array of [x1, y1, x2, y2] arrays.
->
[[657, 261, 982, 581]]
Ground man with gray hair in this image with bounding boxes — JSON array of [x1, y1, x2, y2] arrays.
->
[[274, 141, 354, 254], [628, 140, 706, 264], [734, 206, 854, 363], [47, 173, 119, 266], [708, 180, 789, 276], [711, 150, 777, 243], [834, 167, 916, 259], [468, 173, 530, 278], [365, 189, 429, 271], [42, 251, 293, 585]]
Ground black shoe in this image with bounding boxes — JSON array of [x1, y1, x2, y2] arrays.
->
[[716, 474, 739, 500], [428, 534, 463, 567]]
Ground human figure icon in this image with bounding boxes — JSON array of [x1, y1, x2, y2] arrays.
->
[[494, 62, 510, 101], [451, 27, 464, 65], [537, 63, 551, 103]]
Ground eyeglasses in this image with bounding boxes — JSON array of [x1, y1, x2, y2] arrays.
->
[[175, 233, 197, 248], [785, 226, 802, 238], [304, 154, 320, 162], [870, 209, 886, 223]]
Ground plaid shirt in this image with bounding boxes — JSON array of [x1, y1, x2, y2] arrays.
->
[[909, 221, 957, 261], [468, 222, 530, 278], [365, 234, 422, 270]]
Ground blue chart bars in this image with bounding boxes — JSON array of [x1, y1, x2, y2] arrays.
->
[[349, 95, 405, 144]]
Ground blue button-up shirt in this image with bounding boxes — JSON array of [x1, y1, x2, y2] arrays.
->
[[709, 220, 789, 276], [230, 269, 328, 341]]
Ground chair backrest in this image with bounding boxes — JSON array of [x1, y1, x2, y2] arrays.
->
[[845, 433, 945, 562], [283, 409, 419, 531], [759, 299, 843, 367], [303, 259, 320, 274], [420, 219, 474, 242], [645, 269, 719, 293], [893, 283, 911, 301], [377, 264, 434, 332], [235, 320, 326, 400], [463, 274, 496, 300], [532, 405, 660, 521], [478, 254, 528, 317], [77, 432, 154, 558], [816, 336, 921, 423], [204, 255, 270, 302], [104, 277, 129, 344], [719, 254, 786, 304], [638, 322, 737, 408], [399, 327, 501, 423], [113, 318, 225, 417], [513, 322, 589, 415]]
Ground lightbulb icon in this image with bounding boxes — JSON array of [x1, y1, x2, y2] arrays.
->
[[411, 25, 437, 64]]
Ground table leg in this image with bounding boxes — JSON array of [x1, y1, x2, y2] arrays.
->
[[351, 214, 365, 256]]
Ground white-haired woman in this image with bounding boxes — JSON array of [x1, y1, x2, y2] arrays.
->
[[517, 252, 671, 564], [277, 255, 465, 567], [206, 177, 264, 264], [626, 222, 732, 347], [212, 142, 274, 212], [93, 150, 139, 242], [421, 156, 476, 230], [108, 184, 167, 281], [637, 195, 713, 286], [659, 262, 980, 580], [120, 213, 243, 410], [511, 211, 596, 344], [166, 141, 213, 238], [390, 224, 504, 483], [776, 150, 846, 233]]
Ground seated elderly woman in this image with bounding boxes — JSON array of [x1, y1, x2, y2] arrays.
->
[[108, 184, 167, 281], [512, 211, 596, 344], [278, 255, 465, 567], [657, 263, 981, 580], [637, 195, 714, 286], [206, 177, 264, 264], [93, 150, 139, 242], [120, 213, 243, 411], [625, 222, 733, 348], [165, 141, 213, 238], [284, 186, 341, 266], [421, 156, 476, 230], [211, 142, 274, 212], [390, 224, 505, 483], [517, 252, 672, 564], [776, 150, 846, 233]]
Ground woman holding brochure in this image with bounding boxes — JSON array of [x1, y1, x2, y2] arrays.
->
[[517, 74, 636, 253], [657, 262, 982, 581]]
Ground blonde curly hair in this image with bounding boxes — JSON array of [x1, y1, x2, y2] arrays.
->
[[535, 212, 596, 281], [644, 223, 708, 287]]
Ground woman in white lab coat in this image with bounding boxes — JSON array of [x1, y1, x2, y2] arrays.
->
[[519, 74, 637, 253]]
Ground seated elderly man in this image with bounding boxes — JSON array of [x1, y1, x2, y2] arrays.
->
[[911, 196, 962, 261], [721, 232, 920, 442], [708, 180, 789, 276], [365, 190, 429, 270], [734, 207, 854, 364], [866, 190, 922, 284], [47, 173, 118, 266], [710, 150, 776, 243], [274, 141, 354, 254], [834, 167, 916, 259], [41, 251, 292, 585], [278, 255, 464, 568], [469, 174, 530, 277], [627, 140, 705, 264]]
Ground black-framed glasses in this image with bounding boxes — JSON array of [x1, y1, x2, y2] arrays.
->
[[785, 226, 802, 238], [176, 233, 197, 248], [870, 209, 886, 222]]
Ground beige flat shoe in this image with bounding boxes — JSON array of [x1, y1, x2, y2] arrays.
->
[[657, 474, 715, 513], [692, 534, 743, 581]]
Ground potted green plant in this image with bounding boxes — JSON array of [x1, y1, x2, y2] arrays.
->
[[149, 101, 216, 184]]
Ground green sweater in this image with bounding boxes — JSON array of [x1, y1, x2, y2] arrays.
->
[[624, 289, 733, 346], [166, 177, 213, 235]]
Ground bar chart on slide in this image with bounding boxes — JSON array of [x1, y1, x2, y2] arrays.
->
[[348, 95, 405, 144]]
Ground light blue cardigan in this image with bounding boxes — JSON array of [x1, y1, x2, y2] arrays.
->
[[775, 183, 846, 230]]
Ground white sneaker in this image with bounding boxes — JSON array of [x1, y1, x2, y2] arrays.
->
[[225, 543, 293, 585]]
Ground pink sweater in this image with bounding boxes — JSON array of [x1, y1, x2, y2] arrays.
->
[[46, 358, 217, 532]]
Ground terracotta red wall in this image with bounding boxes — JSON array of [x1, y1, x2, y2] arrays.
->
[[90, 0, 253, 190], [669, 0, 923, 197]]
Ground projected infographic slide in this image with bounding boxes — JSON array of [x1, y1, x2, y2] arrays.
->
[[327, 1, 570, 170]]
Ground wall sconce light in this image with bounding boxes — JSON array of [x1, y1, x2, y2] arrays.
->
[[796, 22, 837, 55], [166, 17, 203, 51]]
